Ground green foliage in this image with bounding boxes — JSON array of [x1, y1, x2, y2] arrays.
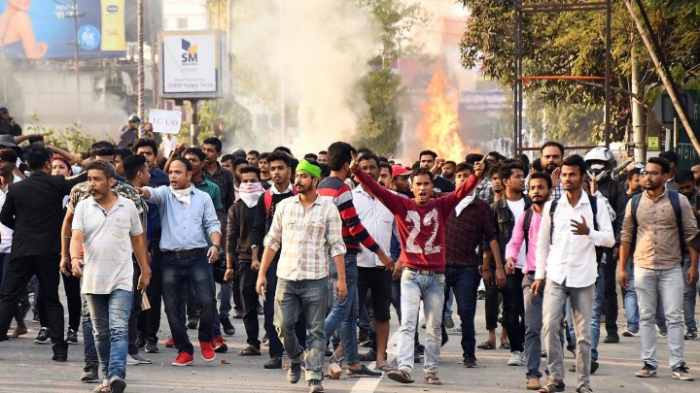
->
[[354, 68, 407, 155], [25, 113, 114, 154], [459, 0, 700, 143], [196, 97, 253, 144]]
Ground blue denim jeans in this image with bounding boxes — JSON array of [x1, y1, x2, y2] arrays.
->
[[397, 269, 445, 374], [82, 295, 98, 365], [161, 252, 215, 354], [325, 254, 359, 364], [591, 265, 604, 361], [218, 281, 233, 319], [274, 277, 328, 382], [443, 266, 480, 359], [86, 289, 132, 381], [682, 256, 699, 331]]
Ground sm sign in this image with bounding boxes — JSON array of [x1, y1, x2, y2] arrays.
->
[[181, 39, 198, 63]]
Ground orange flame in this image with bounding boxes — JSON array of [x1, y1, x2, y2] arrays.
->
[[417, 70, 469, 162]]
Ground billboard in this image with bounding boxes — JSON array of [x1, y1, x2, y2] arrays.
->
[[161, 31, 220, 98], [0, 0, 126, 60]]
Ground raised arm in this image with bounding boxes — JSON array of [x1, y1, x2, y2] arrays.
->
[[352, 168, 403, 213]]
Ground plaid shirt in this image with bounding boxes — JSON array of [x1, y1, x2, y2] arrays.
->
[[476, 178, 495, 204], [264, 194, 346, 281], [549, 183, 564, 201], [445, 198, 496, 267], [204, 162, 234, 211], [67, 181, 143, 214]]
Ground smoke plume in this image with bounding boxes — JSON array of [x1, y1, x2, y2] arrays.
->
[[231, 0, 376, 154]]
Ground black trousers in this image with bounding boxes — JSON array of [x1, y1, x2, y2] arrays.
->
[[62, 273, 81, 331], [602, 248, 618, 335], [0, 254, 67, 353], [239, 260, 260, 348], [128, 263, 143, 355], [138, 231, 162, 341], [484, 268, 525, 352]]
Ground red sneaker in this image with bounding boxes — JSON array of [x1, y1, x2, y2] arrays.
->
[[200, 341, 216, 362], [213, 335, 228, 353], [165, 336, 175, 348], [172, 351, 193, 367]]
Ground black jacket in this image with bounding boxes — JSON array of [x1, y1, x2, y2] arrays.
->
[[489, 195, 533, 257], [1, 171, 86, 260], [596, 177, 626, 245]]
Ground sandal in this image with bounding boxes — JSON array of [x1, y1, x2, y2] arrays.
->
[[346, 364, 381, 377], [477, 341, 496, 350], [387, 369, 414, 384], [375, 363, 392, 372], [538, 379, 565, 393], [237, 345, 261, 356], [425, 373, 442, 385], [92, 384, 110, 393]]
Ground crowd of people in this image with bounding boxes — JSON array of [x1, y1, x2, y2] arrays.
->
[[0, 129, 698, 393]]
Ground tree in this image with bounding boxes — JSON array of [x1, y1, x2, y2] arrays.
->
[[354, 65, 406, 155], [352, 0, 430, 155], [459, 0, 700, 144], [196, 97, 253, 144]]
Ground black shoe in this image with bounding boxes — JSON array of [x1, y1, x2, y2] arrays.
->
[[109, 376, 127, 393], [413, 351, 421, 363], [136, 332, 146, 349], [416, 344, 425, 355], [81, 363, 99, 382], [233, 309, 243, 319], [591, 360, 599, 375], [145, 338, 159, 353], [221, 317, 236, 336], [308, 379, 325, 393], [685, 329, 698, 340], [187, 317, 198, 330], [325, 343, 332, 357], [264, 357, 282, 369], [288, 362, 302, 384], [34, 327, 50, 344], [477, 290, 486, 300], [566, 345, 576, 357], [66, 328, 78, 345], [604, 334, 619, 344], [52, 351, 68, 362], [358, 330, 371, 347], [257, 305, 264, 315], [463, 355, 478, 368], [359, 348, 377, 362], [441, 327, 449, 347]]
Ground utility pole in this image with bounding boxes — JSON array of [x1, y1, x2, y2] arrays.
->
[[72, 0, 82, 122], [630, 46, 646, 162], [137, 0, 145, 136]]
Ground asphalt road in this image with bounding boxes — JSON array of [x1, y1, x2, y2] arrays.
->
[[1, 292, 700, 393]]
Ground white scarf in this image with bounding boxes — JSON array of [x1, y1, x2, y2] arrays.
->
[[455, 193, 476, 217], [239, 182, 265, 208], [170, 185, 192, 207]]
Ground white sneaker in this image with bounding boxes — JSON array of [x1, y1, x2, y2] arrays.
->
[[126, 354, 139, 366], [508, 351, 524, 366]]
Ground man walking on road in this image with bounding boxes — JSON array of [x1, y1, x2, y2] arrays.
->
[[256, 159, 347, 393], [350, 153, 484, 386], [0, 146, 86, 361], [619, 157, 700, 381], [138, 157, 222, 367], [532, 155, 615, 393], [70, 160, 151, 393]]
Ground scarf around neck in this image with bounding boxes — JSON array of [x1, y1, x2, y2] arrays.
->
[[455, 192, 477, 217], [239, 182, 265, 208], [169, 185, 192, 207]]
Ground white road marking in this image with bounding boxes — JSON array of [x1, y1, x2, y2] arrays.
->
[[350, 330, 400, 393]]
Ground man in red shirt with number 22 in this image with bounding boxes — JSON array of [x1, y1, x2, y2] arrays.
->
[[349, 153, 485, 386]]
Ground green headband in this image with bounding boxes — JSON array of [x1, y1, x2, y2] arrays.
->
[[296, 159, 321, 179]]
